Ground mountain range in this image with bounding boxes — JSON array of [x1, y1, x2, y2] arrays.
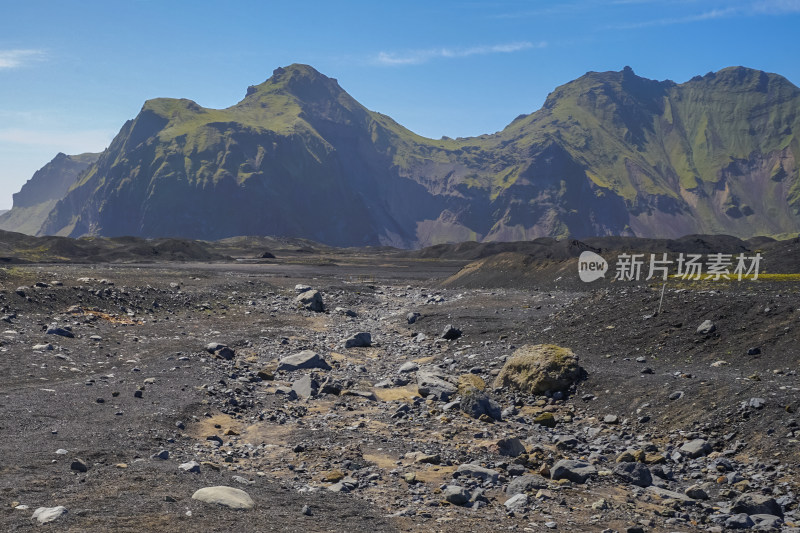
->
[[1, 64, 798, 247]]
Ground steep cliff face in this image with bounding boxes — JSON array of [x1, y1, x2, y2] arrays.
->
[[0, 152, 100, 235], [28, 64, 800, 246]]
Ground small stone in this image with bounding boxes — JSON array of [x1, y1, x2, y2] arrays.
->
[[152, 450, 169, 460], [504, 493, 528, 511], [731, 493, 783, 517], [406, 312, 420, 324], [456, 463, 500, 483], [444, 485, 470, 505], [603, 414, 619, 424], [70, 458, 88, 472], [748, 397, 766, 409], [398, 361, 419, 373], [31, 506, 67, 524], [301, 504, 312, 516], [277, 350, 331, 372], [679, 439, 712, 458], [696, 319, 716, 334], [612, 462, 652, 487], [441, 324, 462, 340], [550, 459, 596, 484], [533, 412, 557, 428], [684, 484, 709, 500], [179, 461, 201, 473], [343, 332, 371, 348], [668, 390, 684, 401], [506, 475, 547, 495], [747, 347, 761, 355], [724, 513, 755, 529], [46, 326, 74, 338]]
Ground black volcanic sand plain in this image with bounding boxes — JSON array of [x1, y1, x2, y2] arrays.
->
[[0, 235, 798, 532]]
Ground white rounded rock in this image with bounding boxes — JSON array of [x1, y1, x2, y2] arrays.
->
[[191, 486, 254, 509], [32, 506, 67, 524]]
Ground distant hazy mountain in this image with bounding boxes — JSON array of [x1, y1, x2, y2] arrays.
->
[[0, 152, 100, 235], [10, 64, 800, 246]]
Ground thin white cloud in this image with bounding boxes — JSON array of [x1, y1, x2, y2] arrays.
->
[[0, 128, 113, 153], [609, 7, 736, 29], [609, 0, 800, 30], [753, 0, 800, 13], [375, 41, 545, 66], [0, 49, 45, 69]]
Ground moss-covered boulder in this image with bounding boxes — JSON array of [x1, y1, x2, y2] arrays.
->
[[457, 373, 486, 396], [493, 344, 584, 394]]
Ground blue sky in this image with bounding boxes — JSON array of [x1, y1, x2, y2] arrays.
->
[[1, 0, 800, 209]]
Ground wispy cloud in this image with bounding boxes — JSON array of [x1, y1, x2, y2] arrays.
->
[[608, 0, 800, 30], [752, 0, 800, 13], [0, 128, 114, 152], [609, 7, 736, 29], [0, 49, 46, 69], [375, 41, 545, 66]]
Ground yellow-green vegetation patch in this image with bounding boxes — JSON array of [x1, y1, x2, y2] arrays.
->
[[457, 374, 486, 396], [493, 344, 584, 394]]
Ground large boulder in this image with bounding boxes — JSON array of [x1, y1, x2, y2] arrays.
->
[[493, 344, 584, 394], [295, 290, 324, 312]]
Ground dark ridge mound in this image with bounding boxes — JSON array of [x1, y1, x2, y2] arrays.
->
[[440, 235, 800, 289], [408, 238, 598, 261], [0, 230, 228, 263]]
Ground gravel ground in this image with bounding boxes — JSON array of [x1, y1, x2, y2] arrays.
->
[[0, 255, 797, 532]]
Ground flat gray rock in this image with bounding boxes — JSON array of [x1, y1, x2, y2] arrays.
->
[[292, 375, 318, 399], [179, 461, 200, 473], [504, 493, 528, 511], [398, 361, 419, 373], [551, 459, 596, 484], [731, 493, 783, 517], [679, 438, 712, 458], [612, 462, 652, 487], [416, 367, 456, 401], [277, 350, 331, 372], [192, 486, 254, 509], [645, 486, 693, 502], [460, 390, 502, 420], [456, 463, 499, 483], [343, 332, 371, 348], [506, 474, 548, 495], [443, 485, 470, 505]]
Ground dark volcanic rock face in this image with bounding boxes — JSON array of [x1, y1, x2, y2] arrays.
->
[[19, 64, 800, 246]]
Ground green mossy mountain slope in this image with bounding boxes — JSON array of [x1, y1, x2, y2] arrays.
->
[[29, 64, 800, 246]]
